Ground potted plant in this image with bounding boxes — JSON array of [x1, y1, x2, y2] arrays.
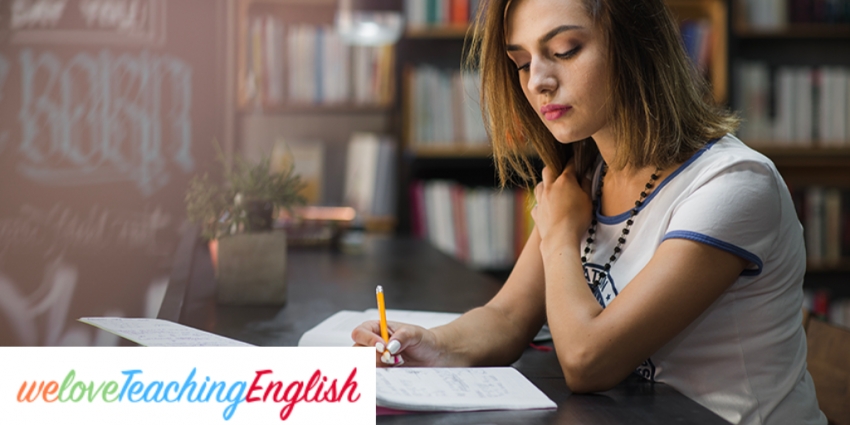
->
[[186, 149, 305, 306]]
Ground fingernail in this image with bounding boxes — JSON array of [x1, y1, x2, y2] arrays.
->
[[381, 351, 392, 364], [394, 355, 404, 366], [375, 342, 385, 353], [387, 340, 401, 355]]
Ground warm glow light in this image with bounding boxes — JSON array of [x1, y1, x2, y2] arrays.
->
[[335, 0, 404, 46]]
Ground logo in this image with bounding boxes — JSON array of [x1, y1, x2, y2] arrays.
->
[[2, 347, 376, 424], [583, 263, 619, 307]]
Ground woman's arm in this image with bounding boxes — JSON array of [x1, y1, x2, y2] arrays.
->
[[542, 237, 747, 392], [351, 226, 548, 367], [430, 226, 548, 366], [533, 162, 748, 393]]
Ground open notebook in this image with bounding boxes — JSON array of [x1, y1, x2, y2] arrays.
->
[[298, 309, 551, 347], [376, 367, 557, 414]]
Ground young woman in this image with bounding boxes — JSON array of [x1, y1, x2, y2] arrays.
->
[[352, 0, 826, 423]]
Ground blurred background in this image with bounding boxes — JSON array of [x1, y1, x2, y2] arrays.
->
[[0, 0, 849, 347]]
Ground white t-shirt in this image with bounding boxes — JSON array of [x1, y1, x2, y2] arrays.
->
[[582, 134, 826, 425]]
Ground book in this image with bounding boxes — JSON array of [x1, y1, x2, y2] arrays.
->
[[376, 367, 557, 413]]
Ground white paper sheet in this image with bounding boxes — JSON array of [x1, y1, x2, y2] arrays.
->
[[78, 317, 253, 347], [297, 309, 551, 347], [297, 309, 462, 347], [376, 367, 557, 412]]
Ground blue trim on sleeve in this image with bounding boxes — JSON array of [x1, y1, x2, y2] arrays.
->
[[662, 230, 763, 276], [596, 138, 720, 225]]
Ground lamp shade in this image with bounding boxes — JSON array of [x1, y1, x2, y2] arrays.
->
[[336, 0, 404, 46]]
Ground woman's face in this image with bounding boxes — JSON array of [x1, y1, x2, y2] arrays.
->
[[505, 0, 612, 144]]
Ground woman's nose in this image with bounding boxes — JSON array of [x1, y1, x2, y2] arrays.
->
[[527, 60, 558, 94]]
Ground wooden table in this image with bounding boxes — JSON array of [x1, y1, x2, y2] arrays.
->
[[158, 231, 730, 425]]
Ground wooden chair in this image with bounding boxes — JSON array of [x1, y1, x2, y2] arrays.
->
[[806, 317, 850, 425]]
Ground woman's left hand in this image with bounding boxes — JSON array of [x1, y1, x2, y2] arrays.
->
[[531, 160, 594, 255]]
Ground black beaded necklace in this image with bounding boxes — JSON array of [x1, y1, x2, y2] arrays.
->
[[581, 164, 661, 289]]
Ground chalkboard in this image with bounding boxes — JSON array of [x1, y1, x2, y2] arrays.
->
[[0, 0, 227, 345]]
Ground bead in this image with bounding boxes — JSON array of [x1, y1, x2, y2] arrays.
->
[[581, 165, 658, 277]]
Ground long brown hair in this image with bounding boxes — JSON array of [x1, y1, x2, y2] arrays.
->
[[465, 0, 739, 187]]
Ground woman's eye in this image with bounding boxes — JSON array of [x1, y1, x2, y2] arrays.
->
[[554, 46, 581, 59], [516, 63, 530, 72]]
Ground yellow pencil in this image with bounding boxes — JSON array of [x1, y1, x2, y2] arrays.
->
[[376, 285, 389, 353]]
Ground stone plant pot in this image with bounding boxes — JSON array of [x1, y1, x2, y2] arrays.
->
[[212, 231, 288, 306]]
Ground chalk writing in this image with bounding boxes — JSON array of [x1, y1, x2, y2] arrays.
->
[[17, 48, 193, 195], [79, 0, 150, 34], [0, 203, 172, 255], [11, 0, 69, 30]]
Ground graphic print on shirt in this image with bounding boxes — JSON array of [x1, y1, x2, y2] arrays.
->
[[583, 263, 619, 307], [635, 358, 657, 382], [583, 262, 657, 381]]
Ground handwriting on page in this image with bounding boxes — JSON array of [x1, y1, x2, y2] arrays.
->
[[377, 369, 510, 399], [79, 318, 253, 347]]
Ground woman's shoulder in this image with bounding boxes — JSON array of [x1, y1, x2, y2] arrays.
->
[[686, 133, 780, 181]]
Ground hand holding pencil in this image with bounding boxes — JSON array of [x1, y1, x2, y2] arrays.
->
[[375, 285, 401, 365], [350, 285, 445, 367]]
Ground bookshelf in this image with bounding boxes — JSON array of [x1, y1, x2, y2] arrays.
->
[[728, 0, 850, 326], [231, 0, 400, 219]]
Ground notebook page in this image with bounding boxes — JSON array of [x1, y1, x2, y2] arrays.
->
[[297, 310, 369, 346], [376, 367, 557, 412]]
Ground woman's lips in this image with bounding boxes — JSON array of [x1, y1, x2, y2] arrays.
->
[[540, 104, 571, 121]]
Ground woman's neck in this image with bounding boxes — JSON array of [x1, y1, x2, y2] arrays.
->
[[591, 128, 656, 182]]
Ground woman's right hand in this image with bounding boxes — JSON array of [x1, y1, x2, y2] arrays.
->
[[351, 320, 444, 367]]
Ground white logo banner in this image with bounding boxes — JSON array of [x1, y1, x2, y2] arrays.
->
[[2, 347, 376, 425]]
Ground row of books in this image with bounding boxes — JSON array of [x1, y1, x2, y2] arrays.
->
[[404, 0, 482, 27], [742, 0, 850, 28], [805, 289, 850, 330], [244, 17, 395, 108], [736, 63, 850, 146], [343, 133, 397, 219], [410, 181, 534, 269], [407, 67, 488, 147], [790, 186, 850, 266]]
